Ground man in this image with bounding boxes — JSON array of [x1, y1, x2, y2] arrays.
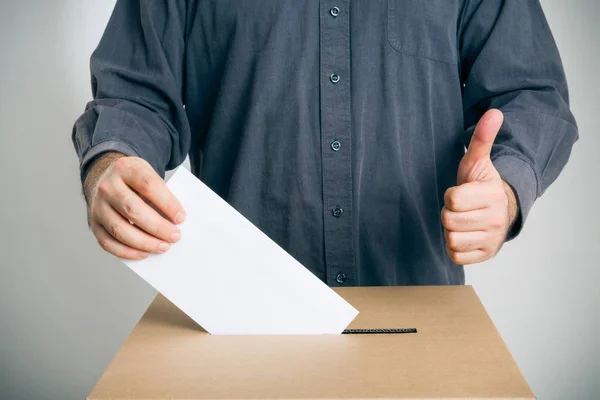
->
[[73, 0, 577, 287]]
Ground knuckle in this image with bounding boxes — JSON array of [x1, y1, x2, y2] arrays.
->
[[447, 231, 458, 248], [444, 188, 452, 203], [450, 252, 460, 264], [441, 209, 451, 228], [90, 203, 101, 219], [113, 156, 130, 171], [123, 200, 139, 220], [138, 174, 155, 193], [143, 174, 153, 187], [446, 189, 459, 209], [98, 239, 111, 252], [152, 225, 163, 238], [110, 222, 122, 240], [96, 180, 111, 196], [445, 247, 458, 263]]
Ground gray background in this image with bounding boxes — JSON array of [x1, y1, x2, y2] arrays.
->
[[0, 1, 598, 399]]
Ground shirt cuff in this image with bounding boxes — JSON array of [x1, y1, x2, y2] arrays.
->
[[492, 155, 538, 241], [79, 140, 139, 184]]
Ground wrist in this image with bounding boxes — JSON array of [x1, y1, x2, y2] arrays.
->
[[83, 152, 125, 203], [502, 180, 519, 229]]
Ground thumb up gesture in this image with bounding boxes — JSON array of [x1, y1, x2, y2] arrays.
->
[[441, 109, 518, 265]]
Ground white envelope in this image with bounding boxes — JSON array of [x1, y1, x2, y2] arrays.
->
[[123, 167, 359, 335]]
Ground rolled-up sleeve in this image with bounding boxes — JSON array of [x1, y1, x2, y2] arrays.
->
[[459, 0, 578, 239], [71, 0, 191, 180]]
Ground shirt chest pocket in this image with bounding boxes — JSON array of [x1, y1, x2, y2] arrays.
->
[[387, 0, 458, 65]]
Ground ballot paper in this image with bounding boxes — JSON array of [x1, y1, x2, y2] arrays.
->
[[123, 167, 359, 335]]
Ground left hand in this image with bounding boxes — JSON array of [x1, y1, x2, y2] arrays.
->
[[441, 109, 518, 265]]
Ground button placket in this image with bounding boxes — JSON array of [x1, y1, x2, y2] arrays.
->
[[319, 0, 355, 287]]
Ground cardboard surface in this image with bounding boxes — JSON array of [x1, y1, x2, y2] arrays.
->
[[88, 286, 534, 399]]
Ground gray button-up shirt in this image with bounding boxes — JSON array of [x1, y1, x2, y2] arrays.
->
[[72, 0, 578, 286]]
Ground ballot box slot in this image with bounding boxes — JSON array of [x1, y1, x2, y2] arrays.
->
[[342, 328, 417, 334]]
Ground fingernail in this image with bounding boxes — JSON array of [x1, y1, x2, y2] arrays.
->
[[138, 252, 149, 259], [175, 212, 186, 224], [169, 231, 181, 242], [158, 242, 170, 252]]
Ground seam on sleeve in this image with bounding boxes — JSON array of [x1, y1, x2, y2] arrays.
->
[[86, 138, 141, 158], [81, 138, 141, 167]]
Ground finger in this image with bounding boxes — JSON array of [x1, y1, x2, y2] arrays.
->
[[108, 180, 182, 243], [444, 229, 488, 252], [92, 222, 149, 260], [464, 109, 504, 163], [445, 244, 490, 265], [441, 207, 492, 232], [444, 182, 500, 212], [116, 158, 186, 224], [96, 202, 172, 254]]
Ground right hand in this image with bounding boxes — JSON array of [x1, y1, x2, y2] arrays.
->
[[83, 153, 186, 260]]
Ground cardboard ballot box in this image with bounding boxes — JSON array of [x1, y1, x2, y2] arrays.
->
[[88, 286, 534, 399]]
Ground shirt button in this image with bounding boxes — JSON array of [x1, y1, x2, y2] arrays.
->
[[336, 273, 347, 284], [331, 140, 341, 151], [329, 73, 340, 84], [332, 206, 343, 218], [330, 6, 340, 17]]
